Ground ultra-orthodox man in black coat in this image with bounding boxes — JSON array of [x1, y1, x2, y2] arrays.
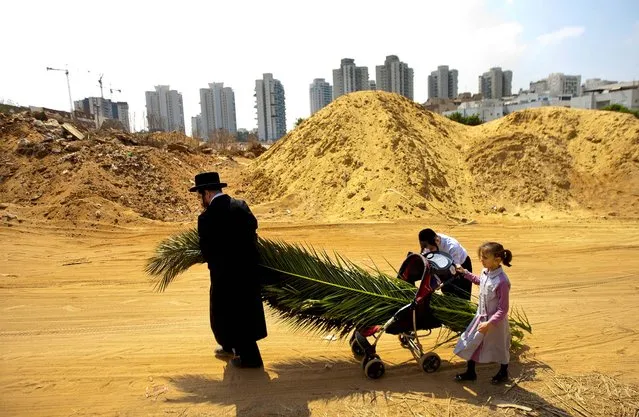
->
[[198, 194, 267, 347]]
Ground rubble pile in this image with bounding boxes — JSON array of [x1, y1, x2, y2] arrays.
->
[[0, 112, 242, 225]]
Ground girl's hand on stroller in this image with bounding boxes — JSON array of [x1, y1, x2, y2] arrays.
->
[[478, 322, 491, 334], [455, 264, 468, 275]]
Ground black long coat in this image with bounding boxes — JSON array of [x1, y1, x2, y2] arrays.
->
[[198, 194, 267, 347]]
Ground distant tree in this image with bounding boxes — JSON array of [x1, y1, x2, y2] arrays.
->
[[235, 130, 249, 142], [294, 117, 305, 128], [210, 128, 236, 150], [464, 114, 483, 126], [447, 112, 464, 123], [602, 104, 639, 119], [446, 112, 484, 125]]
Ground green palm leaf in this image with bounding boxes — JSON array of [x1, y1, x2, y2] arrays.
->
[[145, 229, 532, 345]]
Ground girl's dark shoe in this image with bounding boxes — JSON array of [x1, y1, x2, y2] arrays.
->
[[491, 372, 509, 384], [454, 372, 477, 382]]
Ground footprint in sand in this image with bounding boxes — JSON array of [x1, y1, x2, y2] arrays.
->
[[63, 305, 81, 312]]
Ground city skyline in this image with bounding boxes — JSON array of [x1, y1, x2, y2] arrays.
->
[[2, 0, 638, 134]]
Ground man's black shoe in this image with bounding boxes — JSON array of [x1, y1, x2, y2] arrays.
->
[[214, 346, 234, 357], [229, 357, 263, 369]]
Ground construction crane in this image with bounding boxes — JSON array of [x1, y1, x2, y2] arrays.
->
[[46, 66, 74, 117], [98, 73, 105, 98], [109, 86, 122, 100]]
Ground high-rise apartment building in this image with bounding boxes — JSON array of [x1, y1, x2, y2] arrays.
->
[[113, 102, 130, 132], [145, 85, 185, 133], [191, 115, 203, 139], [332, 58, 370, 99], [478, 67, 513, 99], [376, 55, 414, 100], [74, 97, 130, 132], [309, 78, 332, 115], [255, 73, 287, 141], [427, 65, 458, 99], [199, 82, 237, 140]]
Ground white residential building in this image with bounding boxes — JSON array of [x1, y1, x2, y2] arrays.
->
[[332, 58, 370, 99], [572, 82, 639, 110], [547, 73, 582, 97], [376, 55, 414, 100], [145, 85, 185, 133], [255, 73, 287, 141], [530, 73, 582, 97], [309, 78, 332, 114], [428, 65, 458, 99]]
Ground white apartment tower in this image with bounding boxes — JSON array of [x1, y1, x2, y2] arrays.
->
[[309, 78, 332, 114], [478, 67, 513, 99], [255, 73, 287, 141], [376, 55, 414, 100], [145, 85, 185, 133], [332, 58, 370, 99], [199, 82, 237, 140], [428, 65, 458, 99]]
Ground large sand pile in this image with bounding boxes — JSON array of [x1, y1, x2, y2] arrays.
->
[[468, 107, 639, 216], [2, 94, 637, 226], [240, 91, 475, 221], [240, 92, 639, 221], [0, 112, 243, 225]]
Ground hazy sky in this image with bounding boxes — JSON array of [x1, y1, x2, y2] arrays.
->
[[2, 0, 638, 133]]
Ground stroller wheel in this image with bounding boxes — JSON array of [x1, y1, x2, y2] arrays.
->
[[350, 338, 365, 358], [419, 352, 441, 373], [364, 358, 385, 379], [361, 353, 380, 370]]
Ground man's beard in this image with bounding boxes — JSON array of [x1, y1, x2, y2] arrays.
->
[[200, 193, 208, 209]]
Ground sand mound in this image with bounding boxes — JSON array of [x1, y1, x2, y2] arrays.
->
[[470, 107, 639, 216], [240, 91, 474, 221], [241, 98, 638, 220], [0, 112, 243, 225], [3, 98, 637, 225]]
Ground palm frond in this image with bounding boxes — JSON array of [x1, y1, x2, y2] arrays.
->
[[145, 229, 532, 345], [145, 228, 203, 292]]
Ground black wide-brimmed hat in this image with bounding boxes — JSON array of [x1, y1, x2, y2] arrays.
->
[[189, 172, 228, 192]]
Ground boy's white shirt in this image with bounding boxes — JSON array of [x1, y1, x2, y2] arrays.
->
[[421, 233, 468, 264]]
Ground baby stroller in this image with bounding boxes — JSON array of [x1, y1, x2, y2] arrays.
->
[[348, 251, 459, 379]]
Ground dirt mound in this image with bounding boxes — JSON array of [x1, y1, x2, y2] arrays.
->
[[465, 132, 574, 209], [470, 107, 639, 217], [240, 91, 474, 221], [241, 99, 639, 220], [0, 112, 244, 225], [3, 100, 637, 226]]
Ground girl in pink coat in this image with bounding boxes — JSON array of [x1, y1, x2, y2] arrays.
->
[[453, 242, 513, 384]]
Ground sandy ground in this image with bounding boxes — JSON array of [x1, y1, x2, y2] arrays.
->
[[1, 218, 638, 416]]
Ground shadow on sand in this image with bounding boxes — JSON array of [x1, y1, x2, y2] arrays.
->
[[166, 346, 568, 416]]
